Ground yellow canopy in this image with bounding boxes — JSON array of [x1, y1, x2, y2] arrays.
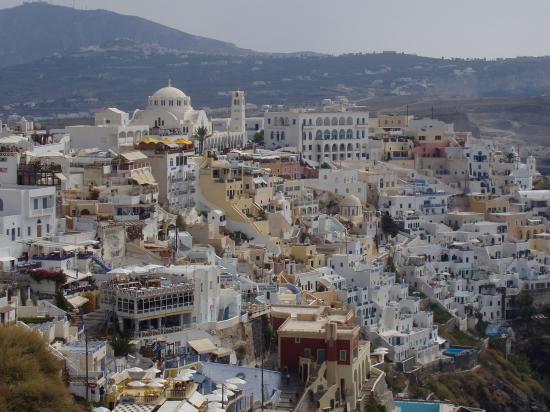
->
[[141, 137, 160, 144], [175, 138, 193, 145]]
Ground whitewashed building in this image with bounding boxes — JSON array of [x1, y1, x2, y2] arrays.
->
[[0, 185, 56, 241], [264, 107, 369, 163]]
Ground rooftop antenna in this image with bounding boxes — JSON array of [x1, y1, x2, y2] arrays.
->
[[168, 79, 172, 87]]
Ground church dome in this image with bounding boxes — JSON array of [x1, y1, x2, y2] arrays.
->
[[340, 194, 362, 209], [151, 81, 187, 99]]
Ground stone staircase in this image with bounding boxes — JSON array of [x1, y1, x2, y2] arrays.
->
[[275, 376, 304, 411], [90, 254, 112, 273], [83, 308, 106, 337]]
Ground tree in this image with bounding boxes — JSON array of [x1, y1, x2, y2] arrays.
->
[[365, 396, 387, 412], [55, 290, 70, 311], [110, 335, 133, 357], [384, 255, 396, 274], [0, 326, 83, 412], [252, 130, 264, 144], [320, 162, 331, 169], [194, 126, 209, 154], [263, 323, 274, 352], [176, 214, 187, 231], [235, 343, 247, 364], [514, 290, 537, 320], [381, 212, 399, 237]]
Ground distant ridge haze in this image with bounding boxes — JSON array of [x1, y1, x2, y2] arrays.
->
[[2, 0, 550, 58], [0, 3, 254, 67]]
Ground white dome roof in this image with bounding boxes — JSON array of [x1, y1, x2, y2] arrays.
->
[[341, 194, 362, 208], [152, 82, 187, 99]]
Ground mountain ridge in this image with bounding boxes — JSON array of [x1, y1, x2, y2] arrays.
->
[[0, 2, 254, 67]]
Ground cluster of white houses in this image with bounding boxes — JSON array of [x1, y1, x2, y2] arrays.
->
[[0, 84, 546, 412]]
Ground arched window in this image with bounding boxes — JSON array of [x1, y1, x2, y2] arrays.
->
[[331, 129, 338, 140], [316, 130, 323, 140], [324, 144, 330, 152], [332, 143, 338, 152], [339, 129, 346, 139], [347, 116, 353, 125], [340, 143, 345, 151], [309, 132, 313, 140], [339, 117, 345, 125], [324, 117, 330, 126], [324, 130, 331, 140], [347, 129, 353, 139], [331, 117, 338, 126], [316, 117, 323, 126]]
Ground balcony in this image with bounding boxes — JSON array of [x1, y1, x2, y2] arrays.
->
[[30, 207, 53, 218], [421, 203, 446, 209], [32, 252, 75, 261], [111, 195, 141, 205]]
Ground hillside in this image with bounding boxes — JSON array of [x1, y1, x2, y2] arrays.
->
[[408, 347, 550, 412], [0, 2, 250, 67], [392, 310, 550, 411], [2, 43, 550, 117]]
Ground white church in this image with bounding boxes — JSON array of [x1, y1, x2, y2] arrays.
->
[[130, 80, 211, 136], [130, 81, 248, 151], [70, 81, 248, 152]]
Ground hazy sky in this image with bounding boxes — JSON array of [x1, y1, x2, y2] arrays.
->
[[3, 0, 550, 58]]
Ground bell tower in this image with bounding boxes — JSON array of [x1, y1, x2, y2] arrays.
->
[[229, 90, 245, 134]]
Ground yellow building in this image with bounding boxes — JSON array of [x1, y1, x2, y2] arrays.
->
[[531, 233, 550, 254], [404, 128, 451, 143], [369, 114, 413, 138], [290, 244, 326, 269], [381, 137, 414, 162], [468, 193, 509, 217], [487, 212, 546, 240]]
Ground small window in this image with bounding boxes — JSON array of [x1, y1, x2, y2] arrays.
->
[[294, 337, 301, 343], [33, 199, 39, 209]]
